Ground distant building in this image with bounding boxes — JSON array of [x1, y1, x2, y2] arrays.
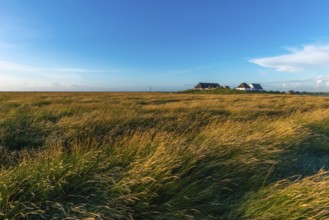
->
[[236, 82, 251, 91], [194, 82, 221, 90], [249, 83, 263, 91]]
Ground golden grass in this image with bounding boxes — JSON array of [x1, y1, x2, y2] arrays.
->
[[0, 92, 328, 219]]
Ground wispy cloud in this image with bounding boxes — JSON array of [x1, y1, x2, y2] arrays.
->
[[0, 60, 125, 91], [263, 75, 329, 92], [0, 60, 122, 74], [250, 44, 329, 72], [54, 68, 125, 73], [0, 60, 39, 72]]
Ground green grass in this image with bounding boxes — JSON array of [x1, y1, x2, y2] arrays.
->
[[180, 88, 246, 94], [0, 92, 328, 219]]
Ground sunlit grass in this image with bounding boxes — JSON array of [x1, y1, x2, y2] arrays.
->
[[0, 92, 328, 219]]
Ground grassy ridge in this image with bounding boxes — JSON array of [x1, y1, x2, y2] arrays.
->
[[180, 88, 246, 94], [0, 92, 329, 219]]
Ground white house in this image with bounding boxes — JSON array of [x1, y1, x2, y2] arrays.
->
[[236, 82, 251, 91], [249, 83, 263, 91]]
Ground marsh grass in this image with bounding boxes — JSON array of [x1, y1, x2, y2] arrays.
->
[[0, 92, 328, 219], [239, 170, 329, 219]]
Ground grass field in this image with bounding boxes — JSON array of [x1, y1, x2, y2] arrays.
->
[[0, 92, 329, 219]]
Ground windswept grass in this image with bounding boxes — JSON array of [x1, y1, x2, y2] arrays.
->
[[0, 92, 328, 219], [239, 170, 329, 219]]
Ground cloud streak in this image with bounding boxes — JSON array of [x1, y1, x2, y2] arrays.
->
[[0, 60, 39, 72], [0, 60, 126, 91], [250, 44, 329, 72], [0, 60, 122, 74]]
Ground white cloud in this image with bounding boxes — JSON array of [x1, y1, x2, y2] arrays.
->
[[264, 75, 329, 92], [250, 44, 329, 72], [316, 79, 323, 87]]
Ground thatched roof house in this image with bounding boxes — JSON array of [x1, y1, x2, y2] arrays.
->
[[236, 82, 264, 91], [194, 82, 221, 90], [236, 82, 251, 91]]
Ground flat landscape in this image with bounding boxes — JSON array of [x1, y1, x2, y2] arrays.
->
[[1, 92, 329, 219]]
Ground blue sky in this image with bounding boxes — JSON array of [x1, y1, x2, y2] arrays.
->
[[1, 0, 329, 91]]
